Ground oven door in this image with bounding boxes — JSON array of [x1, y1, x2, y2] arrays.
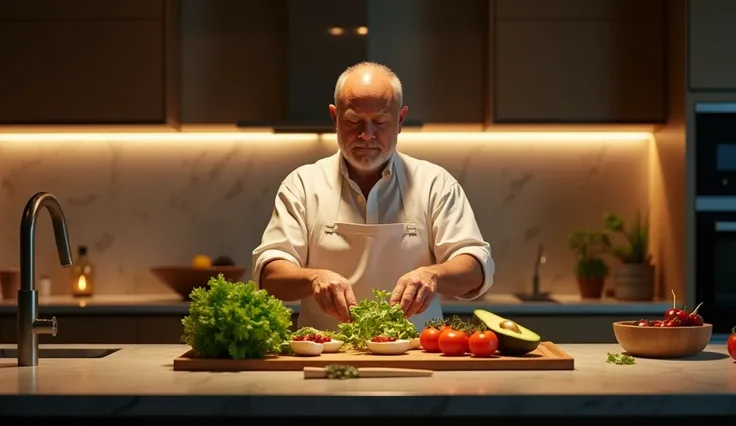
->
[[694, 102, 736, 196], [695, 210, 736, 334]]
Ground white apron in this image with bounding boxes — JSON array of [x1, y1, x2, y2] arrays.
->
[[298, 155, 443, 332]]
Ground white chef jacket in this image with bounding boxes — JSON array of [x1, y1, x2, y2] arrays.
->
[[252, 150, 495, 300]]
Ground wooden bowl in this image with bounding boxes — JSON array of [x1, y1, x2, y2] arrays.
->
[[150, 266, 246, 300], [612, 321, 712, 359]]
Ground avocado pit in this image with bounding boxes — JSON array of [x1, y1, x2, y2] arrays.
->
[[499, 319, 521, 334]]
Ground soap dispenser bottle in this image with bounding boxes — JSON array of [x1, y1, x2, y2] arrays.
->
[[70, 245, 95, 297]]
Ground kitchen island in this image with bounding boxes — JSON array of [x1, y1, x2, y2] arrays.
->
[[0, 343, 733, 417]]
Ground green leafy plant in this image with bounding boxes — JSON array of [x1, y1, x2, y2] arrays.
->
[[181, 274, 293, 359], [568, 228, 610, 279], [603, 210, 651, 264], [338, 289, 419, 351]]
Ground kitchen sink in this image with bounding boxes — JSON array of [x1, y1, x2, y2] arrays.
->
[[513, 293, 560, 303], [0, 348, 121, 359]]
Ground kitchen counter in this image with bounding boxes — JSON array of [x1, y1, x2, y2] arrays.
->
[[0, 293, 671, 316], [0, 343, 733, 417]]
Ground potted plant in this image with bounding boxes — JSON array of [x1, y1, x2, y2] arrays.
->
[[568, 228, 610, 299], [602, 210, 654, 301]]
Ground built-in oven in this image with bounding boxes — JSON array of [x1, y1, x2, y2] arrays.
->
[[694, 102, 736, 334]]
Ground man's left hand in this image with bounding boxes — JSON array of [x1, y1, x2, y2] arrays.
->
[[390, 267, 438, 317]]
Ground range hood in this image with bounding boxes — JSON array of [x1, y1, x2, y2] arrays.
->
[[236, 0, 423, 134]]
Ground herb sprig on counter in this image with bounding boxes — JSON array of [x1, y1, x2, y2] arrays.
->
[[606, 352, 636, 365], [181, 274, 293, 359], [338, 289, 419, 350]]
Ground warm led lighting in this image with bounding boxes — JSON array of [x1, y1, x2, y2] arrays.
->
[[356, 26, 368, 35], [0, 131, 652, 146], [328, 27, 344, 36]]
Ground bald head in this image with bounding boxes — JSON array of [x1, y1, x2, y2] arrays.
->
[[334, 62, 403, 109]]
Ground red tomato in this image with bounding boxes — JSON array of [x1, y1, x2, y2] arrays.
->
[[468, 330, 499, 357], [419, 327, 442, 353], [728, 327, 736, 361], [438, 328, 469, 356]]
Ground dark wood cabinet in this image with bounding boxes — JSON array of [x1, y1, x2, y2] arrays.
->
[[366, 0, 489, 125], [492, 0, 667, 123], [688, 0, 736, 90], [0, 0, 166, 124]]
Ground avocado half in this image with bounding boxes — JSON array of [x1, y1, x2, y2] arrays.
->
[[473, 309, 541, 356]]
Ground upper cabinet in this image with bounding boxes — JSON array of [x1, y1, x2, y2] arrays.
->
[[367, 0, 488, 125], [0, 0, 166, 125], [492, 0, 666, 123], [688, 0, 736, 90], [0, 0, 676, 127]]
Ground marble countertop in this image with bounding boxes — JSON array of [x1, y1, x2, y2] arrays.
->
[[0, 343, 734, 416], [0, 293, 671, 316]]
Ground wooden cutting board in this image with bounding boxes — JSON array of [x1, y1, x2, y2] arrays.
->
[[173, 341, 574, 372]]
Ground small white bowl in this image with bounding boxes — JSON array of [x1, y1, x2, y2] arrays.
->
[[366, 339, 411, 355], [409, 338, 421, 350], [322, 339, 344, 353], [289, 340, 324, 356]]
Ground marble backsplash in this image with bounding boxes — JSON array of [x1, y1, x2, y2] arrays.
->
[[0, 132, 650, 296]]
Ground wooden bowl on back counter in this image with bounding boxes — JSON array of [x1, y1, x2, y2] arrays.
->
[[150, 266, 246, 300], [613, 320, 712, 359]]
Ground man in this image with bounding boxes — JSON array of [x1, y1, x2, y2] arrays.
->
[[252, 61, 494, 332]]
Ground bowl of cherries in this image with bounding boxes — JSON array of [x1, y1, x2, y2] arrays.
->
[[612, 290, 712, 359]]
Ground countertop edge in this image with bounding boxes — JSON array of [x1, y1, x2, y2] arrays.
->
[[0, 302, 672, 316], [0, 394, 734, 416]]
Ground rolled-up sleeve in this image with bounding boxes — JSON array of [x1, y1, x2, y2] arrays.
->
[[431, 181, 495, 300], [252, 179, 309, 287]]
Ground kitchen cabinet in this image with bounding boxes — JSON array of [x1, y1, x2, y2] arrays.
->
[[492, 0, 666, 123], [178, 0, 289, 124], [688, 0, 736, 90], [366, 0, 488, 125], [0, 0, 166, 125]]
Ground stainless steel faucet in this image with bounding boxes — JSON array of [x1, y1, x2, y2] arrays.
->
[[17, 192, 73, 367]]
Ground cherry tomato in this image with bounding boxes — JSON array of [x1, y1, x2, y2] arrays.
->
[[419, 327, 442, 353], [636, 320, 649, 327], [438, 328, 468, 356], [728, 327, 736, 361], [468, 330, 498, 357]]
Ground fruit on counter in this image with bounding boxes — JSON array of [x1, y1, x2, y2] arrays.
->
[[728, 327, 736, 361], [637, 290, 707, 327], [212, 255, 236, 266], [181, 274, 293, 359], [292, 326, 346, 353], [468, 330, 499, 358], [371, 335, 397, 343], [473, 309, 541, 356], [337, 289, 419, 351], [191, 254, 212, 269], [419, 326, 442, 353], [438, 328, 469, 356]]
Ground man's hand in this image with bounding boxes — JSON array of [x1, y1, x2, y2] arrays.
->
[[390, 267, 438, 317], [310, 270, 357, 323]]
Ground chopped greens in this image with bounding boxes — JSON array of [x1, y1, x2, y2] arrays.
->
[[338, 289, 419, 350], [606, 352, 636, 365], [292, 326, 347, 342]]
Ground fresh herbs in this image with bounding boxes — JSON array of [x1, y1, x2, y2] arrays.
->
[[324, 364, 359, 379], [425, 315, 488, 335], [338, 289, 419, 350], [181, 274, 293, 359], [606, 352, 636, 365]]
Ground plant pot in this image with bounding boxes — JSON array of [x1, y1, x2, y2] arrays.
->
[[577, 276, 605, 299], [613, 263, 654, 301]]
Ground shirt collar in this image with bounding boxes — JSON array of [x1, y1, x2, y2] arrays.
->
[[339, 150, 396, 180]]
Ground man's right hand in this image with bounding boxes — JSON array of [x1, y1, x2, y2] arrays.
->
[[310, 270, 357, 323]]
